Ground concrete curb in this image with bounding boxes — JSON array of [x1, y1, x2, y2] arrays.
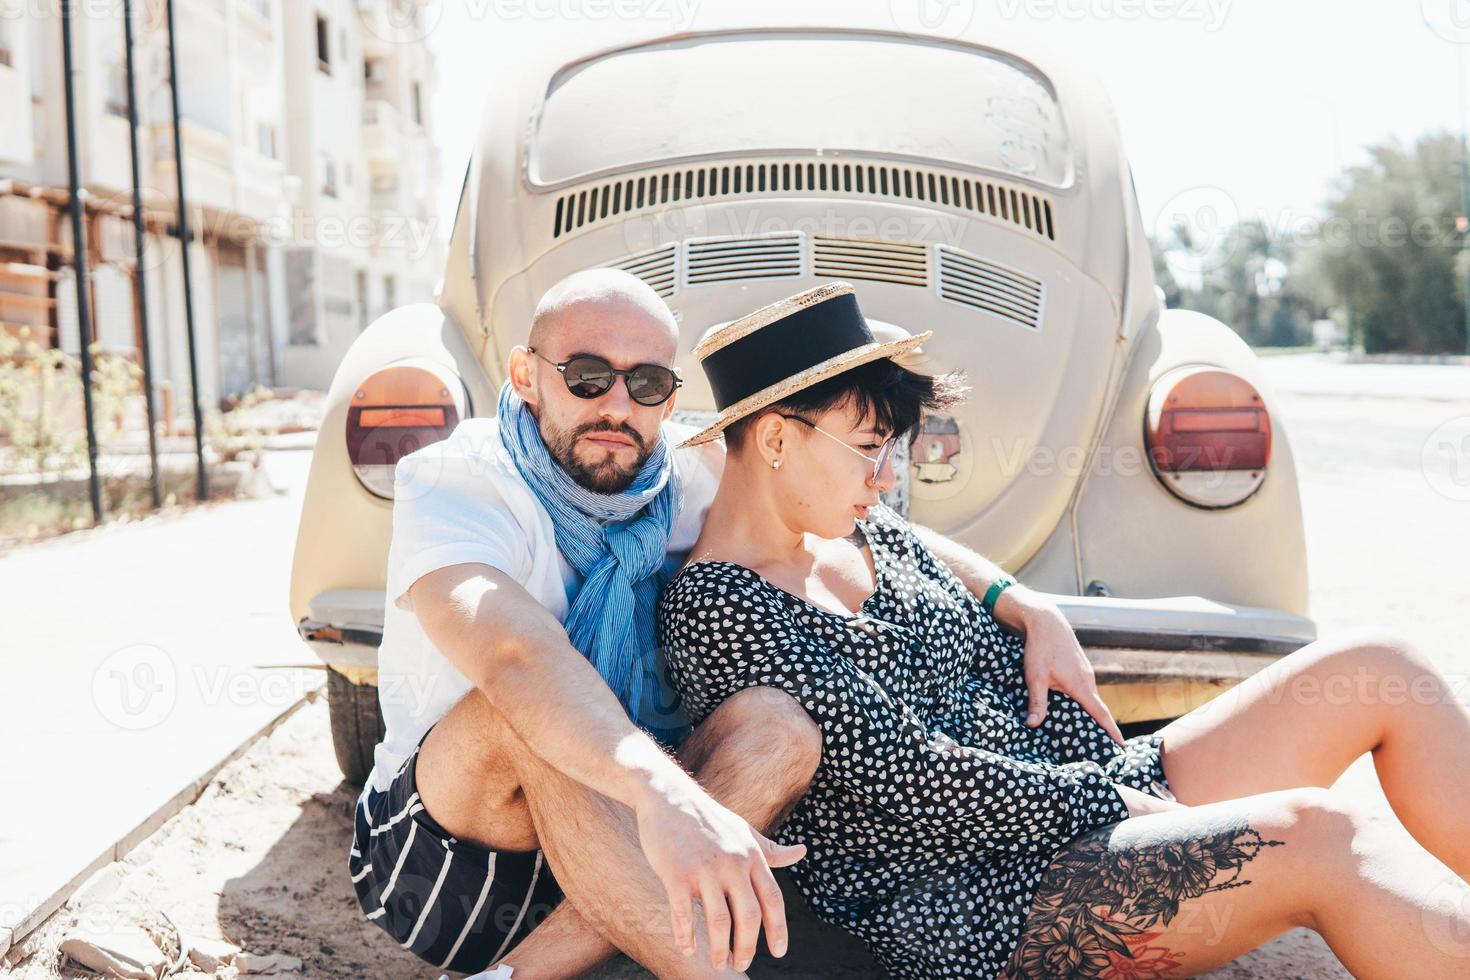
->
[[0, 683, 325, 966]]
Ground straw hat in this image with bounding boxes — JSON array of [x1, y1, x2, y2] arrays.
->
[[680, 282, 932, 448]]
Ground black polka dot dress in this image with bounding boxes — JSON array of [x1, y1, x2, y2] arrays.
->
[[657, 503, 1171, 979]]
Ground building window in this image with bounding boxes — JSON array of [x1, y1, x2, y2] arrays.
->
[[103, 49, 129, 117], [411, 81, 423, 126], [0, 17, 13, 68], [242, 0, 270, 20], [257, 124, 276, 159], [344, 162, 352, 188], [383, 274, 396, 311], [321, 157, 337, 198], [315, 15, 330, 74], [356, 269, 369, 327]]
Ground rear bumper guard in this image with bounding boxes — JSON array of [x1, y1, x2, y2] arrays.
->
[[298, 588, 1316, 685]]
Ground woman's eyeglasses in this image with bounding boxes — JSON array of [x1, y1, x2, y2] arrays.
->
[[778, 414, 899, 483], [526, 347, 683, 407]]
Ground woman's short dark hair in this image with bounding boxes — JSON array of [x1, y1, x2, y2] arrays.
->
[[722, 358, 968, 452]]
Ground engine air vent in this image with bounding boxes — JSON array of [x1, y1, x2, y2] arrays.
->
[[551, 159, 1057, 244], [684, 233, 802, 285], [609, 244, 677, 298], [936, 245, 1045, 330], [812, 236, 928, 287]]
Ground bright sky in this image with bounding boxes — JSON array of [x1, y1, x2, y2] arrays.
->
[[424, 0, 1468, 242]]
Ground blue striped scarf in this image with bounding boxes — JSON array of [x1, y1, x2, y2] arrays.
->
[[496, 381, 683, 735]]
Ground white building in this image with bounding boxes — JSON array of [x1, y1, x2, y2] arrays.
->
[[278, 0, 441, 389], [0, 0, 443, 413]]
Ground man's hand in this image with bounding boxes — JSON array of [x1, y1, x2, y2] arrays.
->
[[1011, 596, 1126, 746], [411, 564, 806, 971], [633, 775, 807, 972]]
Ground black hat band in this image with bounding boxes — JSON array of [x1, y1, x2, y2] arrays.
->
[[701, 291, 874, 410]]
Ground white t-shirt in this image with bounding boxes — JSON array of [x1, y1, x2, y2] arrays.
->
[[368, 417, 725, 794]]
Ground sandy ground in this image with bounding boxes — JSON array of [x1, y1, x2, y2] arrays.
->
[[1, 692, 1359, 980], [6, 357, 1468, 978], [0, 694, 884, 979]]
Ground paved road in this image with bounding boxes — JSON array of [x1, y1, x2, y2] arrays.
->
[[8, 354, 1469, 977], [0, 449, 321, 954], [1198, 355, 1470, 978]]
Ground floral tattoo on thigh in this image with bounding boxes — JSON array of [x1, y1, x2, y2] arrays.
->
[[1002, 818, 1286, 979]]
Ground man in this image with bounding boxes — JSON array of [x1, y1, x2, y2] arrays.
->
[[349, 269, 1126, 979]]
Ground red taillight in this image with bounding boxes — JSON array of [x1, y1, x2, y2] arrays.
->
[[357, 407, 447, 428], [347, 362, 464, 499], [1146, 368, 1271, 508]]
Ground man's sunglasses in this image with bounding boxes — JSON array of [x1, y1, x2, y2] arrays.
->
[[526, 347, 683, 407]]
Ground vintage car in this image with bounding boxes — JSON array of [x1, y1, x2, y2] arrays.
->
[[289, 26, 1316, 784]]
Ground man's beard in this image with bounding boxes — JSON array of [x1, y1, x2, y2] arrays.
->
[[541, 417, 652, 494]]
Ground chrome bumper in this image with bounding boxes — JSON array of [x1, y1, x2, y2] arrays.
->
[[297, 588, 386, 669], [299, 588, 1317, 685], [1053, 593, 1316, 686]]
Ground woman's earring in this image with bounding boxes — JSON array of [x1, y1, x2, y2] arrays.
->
[[771, 458, 782, 470]]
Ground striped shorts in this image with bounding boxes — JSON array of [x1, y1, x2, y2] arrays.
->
[[348, 739, 565, 973]]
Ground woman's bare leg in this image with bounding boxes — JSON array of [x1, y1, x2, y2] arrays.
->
[[1155, 628, 1470, 878], [1001, 787, 1470, 979]]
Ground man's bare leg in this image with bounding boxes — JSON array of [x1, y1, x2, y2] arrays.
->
[[416, 686, 821, 978]]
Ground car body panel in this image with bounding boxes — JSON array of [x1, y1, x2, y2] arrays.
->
[[289, 24, 1314, 728]]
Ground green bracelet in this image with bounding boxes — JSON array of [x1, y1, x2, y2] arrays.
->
[[982, 574, 1016, 616]]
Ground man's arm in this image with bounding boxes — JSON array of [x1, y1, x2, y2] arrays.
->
[[908, 524, 1126, 744], [410, 562, 679, 805], [909, 523, 1043, 634], [409, 562, 804, 968]]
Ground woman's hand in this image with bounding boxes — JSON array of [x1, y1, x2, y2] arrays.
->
[[1012, 597, 1127, 746], [1115, 783, 1188, 818]]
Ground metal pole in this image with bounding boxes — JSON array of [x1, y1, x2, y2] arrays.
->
[[1459, 46, 1470, 355], [121, 0, 161, 508], [59, 0, 103, 524], [164, 0, 208, 500]]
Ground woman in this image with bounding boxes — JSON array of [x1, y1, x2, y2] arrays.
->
[[657, 282, 1470, 979]]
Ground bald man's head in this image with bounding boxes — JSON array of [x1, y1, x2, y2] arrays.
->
[[528, 268, 678, 357], [513, 268, 682, 494]]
